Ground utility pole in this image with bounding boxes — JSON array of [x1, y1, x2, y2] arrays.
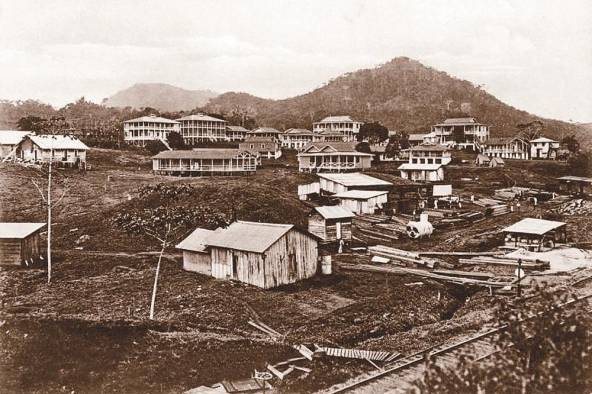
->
[[47, 145, 52, 284]]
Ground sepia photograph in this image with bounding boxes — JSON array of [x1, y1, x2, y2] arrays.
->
[[0, 0, 591, 393]]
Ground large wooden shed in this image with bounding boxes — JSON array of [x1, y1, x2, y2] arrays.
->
[[308, 206, 354, 242], [177, 221, 319, 289], [0, 223, 46, 266], [334, 190, 389, 214]]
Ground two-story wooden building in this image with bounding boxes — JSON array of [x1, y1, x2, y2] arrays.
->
[[280, 129, 314, 150], [530, 137, 559, 159], [297, 142, 373, 172], [152, 149, 258, 176], [431, 117, 490, 149], [177, 221, 319, 289], [313, 115, 363, 142], [225, 125, 249, 142], [246, 127, 282, 141], [239, 137, 282, 159], [123, 115, 180, 146], [481, 137, 530, 160], [398, 144, 450, 182]]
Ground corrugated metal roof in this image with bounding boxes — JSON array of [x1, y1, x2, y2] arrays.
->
[[334, 190, 388, 200], [206, 221, 295, 253], [124, 115, 179, 124], [439, 117, 477, 125], [176, 114, 226, 122], [176, 228, 221, 252], [301, 142, 363, 154], [226, 125, 249, 132], [0, 223, 46, 239], [0, 130, 32, 145], [248, 127, 281, 134], [317, 172, 393, 187], [28, 135, 89, 150], [398, 163, 442, 170], [410, 144, 449, 152], [503, 218, 566, 235], [152, 149, 255, 160], [284, 128, 313, 135], [314, 206, 355, 219]]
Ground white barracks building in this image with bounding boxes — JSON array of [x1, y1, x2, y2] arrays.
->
[[313, 115, 363, 142], [123, 115, 180, 146], [176, 113, 227, 145]]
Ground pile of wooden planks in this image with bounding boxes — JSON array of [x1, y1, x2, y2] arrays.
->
[[368, 245, 442, 269], [488, 204, 511, 216], [473, 198, 504, 207], [458, 256, 550, 270]]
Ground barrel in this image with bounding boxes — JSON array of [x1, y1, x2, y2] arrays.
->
[[321, 255, 332, 275]]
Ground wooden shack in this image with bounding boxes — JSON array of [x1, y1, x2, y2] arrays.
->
[[308, 206, 354, 242], [177, 221, 319, 289], [557, 176, 592, 196], [334, 190, 389, 214], [317, 172, 392, 195], [0, 223, 46, 266]]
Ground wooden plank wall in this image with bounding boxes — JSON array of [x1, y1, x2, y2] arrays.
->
[[182, 250, 212, 275], [20, 233, 41, 263], [0, 239, 22, 265], [308, 214, 327, 240]]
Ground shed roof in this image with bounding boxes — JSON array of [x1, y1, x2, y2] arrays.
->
[[334, 190, 388, 200], [28, 135, 89, 150], [0, 223, 46, 239], [152, 149, 255, 160], [314, 206, 355, 219], [206, 221, 297, 253], [124, 115, 179, 124], [317, 172, 393, 187], [557, 176, 592, 184], [398, 163, 443, 171], [503, 218, 566, 235], [176, 228, 221, 252], [0, 130, 32, 145]]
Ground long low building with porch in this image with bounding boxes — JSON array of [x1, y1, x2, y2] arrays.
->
[[297, 142, 373, 172], [152, 149, 258, 176]]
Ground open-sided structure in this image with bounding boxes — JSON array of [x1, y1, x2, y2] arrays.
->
[[502, 218, 567, 251]]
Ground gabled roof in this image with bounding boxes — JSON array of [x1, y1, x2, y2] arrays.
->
[[334, 190, 388, 199], [176, 113, 226, 122], [503, 218, 566, 235], [27, 135, 89, 150], [248, 127, 281, 134], [206, 221, 297, 253], [124, 115, 179, 124], [317, 172, 393, 187], [483, 137, 518, 146], [226, 125, 249, 132], [0, 130, 32, 145], [316, 115, 360, 123], [152, 149, 256, 160], [476, 153, 491, 161], [0, 223, 46, 239], [314, 206, 355, 219], [398, 163, 443, 171], [176, 228, 222, 253], [301, 142, 360, 153], [557, 176, 592, 183], [530, 137, 558, 143], [434, 117, 482, 126], [490, 157, 505, 164], [284, 128, 314, 135]]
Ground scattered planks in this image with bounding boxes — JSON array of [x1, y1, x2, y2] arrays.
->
[[248, 320, 283, 340], [432, 269, 494, 280], [368, 245, 451, 269], [340, 263, 513, 288], [418, 251, 504, 257], [458, 256, 550, 270]]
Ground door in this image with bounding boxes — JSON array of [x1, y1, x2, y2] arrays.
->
[[336, 221, 342, 239], [232, 254, 238, 279]]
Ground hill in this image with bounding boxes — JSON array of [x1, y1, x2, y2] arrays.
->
[[204, 57, 581, 139], [103, 83, 218, 112]]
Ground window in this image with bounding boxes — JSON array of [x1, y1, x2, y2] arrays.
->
[[261, 144, 265, 148], [249, 144, 254, 149]]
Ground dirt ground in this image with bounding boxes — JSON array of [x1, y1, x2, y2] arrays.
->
[[1, 148, 590, 393]]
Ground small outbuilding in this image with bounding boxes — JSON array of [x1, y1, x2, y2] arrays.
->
[[308, 206, 355, 242], [0, 223, 46, 266], [318, 172, 392, 195], [177, 221, 319, 289], [475, 153, 491, 166], [489, 157, 505, 167], [557, 176, 592, 196], [334, 190, 389, 214], [0, 130, 32, 161], [502, 218, 567, 251]]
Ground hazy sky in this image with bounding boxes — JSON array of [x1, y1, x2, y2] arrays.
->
[[1, 0, 591, 122]]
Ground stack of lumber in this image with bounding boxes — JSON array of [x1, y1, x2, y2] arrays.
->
[[458, 211, 485, 222], [554, 199, 592, 216], [368, 245, 446, 269], [458, 256, 550, 270], [340, 263, 513, 288], [473, 197, 504, 207], [353, 216, 401, 243], [488, 204, 510, 216]]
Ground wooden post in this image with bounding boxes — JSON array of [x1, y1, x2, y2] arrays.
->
[[47, 146, 52, 284], [149, 241, 166, 320]]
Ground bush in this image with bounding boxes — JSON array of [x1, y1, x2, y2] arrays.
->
[[145, 140, 168, 155], [414, 287, 592, 393]]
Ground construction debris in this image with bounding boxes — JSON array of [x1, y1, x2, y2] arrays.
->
[[554, 199, 592, 215], [368, 245, 441, 269], [457, 256, 550, 270], [316, 346, 401, 362]]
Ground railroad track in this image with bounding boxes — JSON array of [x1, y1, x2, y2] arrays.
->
[[321, 292, 592, 394]]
